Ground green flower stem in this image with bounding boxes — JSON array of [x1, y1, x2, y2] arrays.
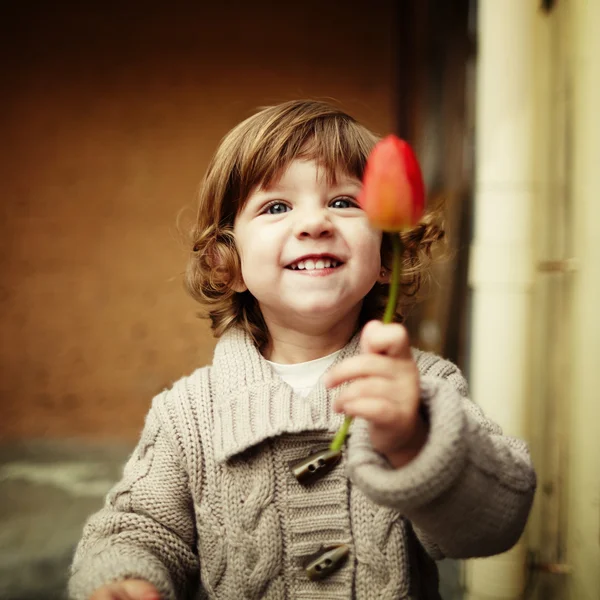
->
[[330, 232, 403, 452], [383, 233, 402, 324]]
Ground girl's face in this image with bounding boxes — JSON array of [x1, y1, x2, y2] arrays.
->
[[233, 159, 383, 334]]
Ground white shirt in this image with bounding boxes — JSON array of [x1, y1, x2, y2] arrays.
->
[[266, 350, 342, 397]]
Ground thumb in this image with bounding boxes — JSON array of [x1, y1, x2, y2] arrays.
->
[[120, 580, 161, 600], [360, 320, 412, 359]]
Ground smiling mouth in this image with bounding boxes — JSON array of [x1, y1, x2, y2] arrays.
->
[[286, 257, 344, 271]]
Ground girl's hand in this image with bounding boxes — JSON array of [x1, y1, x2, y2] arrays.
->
[[325, 320, 428, 468], [90, 579, 161, 600]]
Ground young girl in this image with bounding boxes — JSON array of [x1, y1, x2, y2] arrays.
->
[[69, 100, 536, 600]]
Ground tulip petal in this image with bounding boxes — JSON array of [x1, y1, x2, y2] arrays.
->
[[359, 135, 425, 231]]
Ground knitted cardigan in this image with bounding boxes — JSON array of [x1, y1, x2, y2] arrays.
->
[[69, 327, 536, 600]]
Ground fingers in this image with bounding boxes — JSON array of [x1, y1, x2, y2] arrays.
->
[[90, 587, 129, 600], [121, 580, 161, 600], [326, 322, 423, 463], [324, 322, 413, 389], [90, 581, 161, 600], [335, 397, 408, 428], [334, 377, 419, 422], [90, 586, 128, 600], [324, 352, 417, 389], [333, 377, 397, 407], [360, 320, 412, 359]]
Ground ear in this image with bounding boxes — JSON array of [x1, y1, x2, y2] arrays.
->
[[377, 267, 390, 284]]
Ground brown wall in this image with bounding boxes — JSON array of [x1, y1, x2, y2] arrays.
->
[[0, 1, 396, 439]]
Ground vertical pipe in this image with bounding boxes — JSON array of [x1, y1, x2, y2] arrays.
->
[[466, 1, 537, 597], [566, 0, 600, 597]]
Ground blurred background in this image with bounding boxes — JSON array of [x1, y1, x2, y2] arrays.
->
[[0, 1, 598, 599]]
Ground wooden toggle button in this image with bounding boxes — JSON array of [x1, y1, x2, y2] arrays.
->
[[305, 544, 350, 581], [290, 448, 342, 484]]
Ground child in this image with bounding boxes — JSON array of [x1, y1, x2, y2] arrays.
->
[[69, 100, 537, 600]]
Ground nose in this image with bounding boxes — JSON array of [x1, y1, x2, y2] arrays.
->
[[293, 207, 333, 239]]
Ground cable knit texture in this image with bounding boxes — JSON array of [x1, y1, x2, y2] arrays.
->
[[69, 327, 536, 600]]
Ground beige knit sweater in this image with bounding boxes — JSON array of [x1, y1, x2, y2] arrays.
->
[[69, 327, 536, 600]]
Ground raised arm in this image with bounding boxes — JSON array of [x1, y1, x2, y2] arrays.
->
[[346, 353, 536, 559]]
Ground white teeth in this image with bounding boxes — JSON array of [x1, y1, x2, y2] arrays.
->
[[290, 258, 340, 270]]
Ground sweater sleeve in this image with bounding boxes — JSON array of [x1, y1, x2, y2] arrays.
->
[[346, 353, 537, 560], [68, 391, 199, 600]]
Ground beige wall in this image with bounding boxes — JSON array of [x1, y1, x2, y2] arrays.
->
[[525, 0, 600, 597], [0, 2, 396, 439], [566, 0, 600, 597]]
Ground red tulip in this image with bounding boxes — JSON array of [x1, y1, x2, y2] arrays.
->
[[331, 136, 426, 453], [358, 135, 425, 231]]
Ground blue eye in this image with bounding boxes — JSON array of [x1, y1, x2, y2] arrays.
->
[[264, 201, 290, 215], [330, 196, 358, 209]]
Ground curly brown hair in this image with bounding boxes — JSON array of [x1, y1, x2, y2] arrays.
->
[[185, 100, 444, 350]]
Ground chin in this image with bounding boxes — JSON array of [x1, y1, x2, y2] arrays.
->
[[291, 300, 360, 322]]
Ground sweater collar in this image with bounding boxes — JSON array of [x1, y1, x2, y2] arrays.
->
[[209, 327, 361, 463]]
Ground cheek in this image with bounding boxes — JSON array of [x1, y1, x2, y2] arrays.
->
[[233, 232, 257, 286], [355, 226, 383, 270], [236, 228, 282, 288]]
